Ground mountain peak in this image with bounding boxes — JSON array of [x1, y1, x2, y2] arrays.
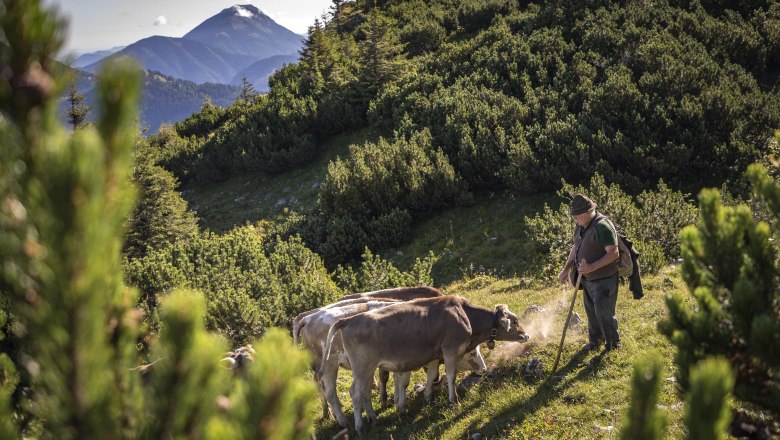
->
[[221, 4, 266, 19], [183, 4, 302, 58]]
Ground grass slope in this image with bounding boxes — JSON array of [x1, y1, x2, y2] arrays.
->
[[313, 268, 689, 439], [181, 128, 379, 233], [181, 128, 562, 284]]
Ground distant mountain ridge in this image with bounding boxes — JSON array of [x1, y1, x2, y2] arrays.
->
[[63, 69, 240, 133], [83, 4, 302, 89], [72, 46, 125, 68]]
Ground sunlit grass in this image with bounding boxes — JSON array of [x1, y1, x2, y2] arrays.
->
[[312, 267, 689, 439]]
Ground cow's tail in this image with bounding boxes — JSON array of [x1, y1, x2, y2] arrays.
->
[[293, 316, 306, 346], [321, 319, 347, 370]]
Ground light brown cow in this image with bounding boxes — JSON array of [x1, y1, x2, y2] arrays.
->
[[295, 300, 400, 419], [321, 296, 528, 435]]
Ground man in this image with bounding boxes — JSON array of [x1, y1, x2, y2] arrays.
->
[[557, 194, 621, 352]]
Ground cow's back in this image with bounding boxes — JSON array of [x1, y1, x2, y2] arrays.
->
[[339, 286, 443, 302]]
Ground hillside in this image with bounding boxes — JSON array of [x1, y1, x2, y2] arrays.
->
[[313, 268, 689, 439], [4, 0, 778, 438], [150, 0, 780, 269]]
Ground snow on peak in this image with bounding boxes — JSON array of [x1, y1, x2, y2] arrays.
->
[[233, 5, 254, 18]]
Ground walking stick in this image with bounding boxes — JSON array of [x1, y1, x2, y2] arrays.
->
[[551, 262, 584, 375]]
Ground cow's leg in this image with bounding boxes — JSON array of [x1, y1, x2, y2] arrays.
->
[[423, 360, 440, 402], [442, 353, 461, 405], [316, 374, 331, 420], [378, 369, 390, 408], [349, 378, 364, 435], [393, 371, 411, 413], [351, 366, 374, 436], [320, 357, 348, 428]]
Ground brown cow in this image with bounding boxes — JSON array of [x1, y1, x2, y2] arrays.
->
[[318, 326, 485, 428], [296, 300, 400, 420], [321, 296, 528, 435]]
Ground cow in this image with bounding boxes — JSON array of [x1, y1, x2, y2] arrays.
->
[[292, 286, 443, 345], [295, 300, 400, 419], [318, 325, 486, 428], [299, 298, 485, 426], [321, 296, 528, 435]]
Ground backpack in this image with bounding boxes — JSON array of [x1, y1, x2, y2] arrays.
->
[[616, 235, 634, 277]]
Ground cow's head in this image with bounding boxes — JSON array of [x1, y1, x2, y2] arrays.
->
[[494, 305, 529, 342]]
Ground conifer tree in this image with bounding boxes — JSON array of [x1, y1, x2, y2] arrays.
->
[[619, 356, 666, 440], [659, 158, 780, 412], [124, 162, 199, 259], [684, 358, 734, 440], [0, 0, 316, 437], [299, 18, 331, 96], [355, 9, 407, 110], [330, 0, 345, 33], [238, 76, 257, 103], [65, 83, 91, 130]]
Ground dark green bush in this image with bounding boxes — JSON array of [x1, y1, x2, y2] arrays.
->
[[124, 227, 341, 344], [320, 129, 467, 217], [333, 247, 438, 293]]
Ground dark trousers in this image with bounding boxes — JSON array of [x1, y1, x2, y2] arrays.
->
[[582, 273, 620, 345]]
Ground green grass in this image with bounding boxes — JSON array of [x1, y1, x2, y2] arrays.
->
[[180, 128, 380, 233], [382, 192, 553, 285], [312, 268, 690, 439]]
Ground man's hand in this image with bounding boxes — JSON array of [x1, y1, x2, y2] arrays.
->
[[577, 260, 593, 274], [557, 267, 570, 284]]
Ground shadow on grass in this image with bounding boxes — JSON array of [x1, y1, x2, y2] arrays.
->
[[313, 347, 609, 439]]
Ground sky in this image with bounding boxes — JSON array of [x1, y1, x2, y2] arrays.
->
[[45, 0, 333, 55]]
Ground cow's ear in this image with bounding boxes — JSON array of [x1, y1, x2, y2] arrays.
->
[[499, 316, 511, 332]]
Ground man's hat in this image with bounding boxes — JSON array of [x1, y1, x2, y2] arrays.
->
[[570, 194, 596, 216]]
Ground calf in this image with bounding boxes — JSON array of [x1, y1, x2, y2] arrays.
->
[[296, 300, 399, 420], [319, 327, 486, 428], [322, 296, 528, 435]]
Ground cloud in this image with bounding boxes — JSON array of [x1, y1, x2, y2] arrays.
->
[[153, 15, 167, 26]]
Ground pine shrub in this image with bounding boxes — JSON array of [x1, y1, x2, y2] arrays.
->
[[0, 2, 317, 436], [659, 157, 780, 414], [620, 356, 666, 440]]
